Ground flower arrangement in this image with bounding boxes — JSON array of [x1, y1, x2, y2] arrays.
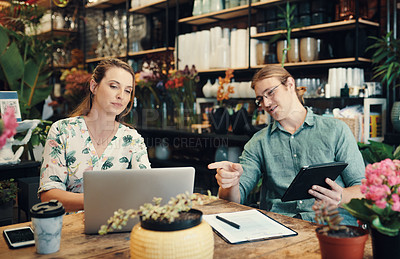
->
[[61, 67, 91, 111], [342, 159, 400, 236], [164, 65, 199, 126], [135, 63, 162, 109], [0, 107, 18, 150], [98, 191, 217, 235], [165, 65, 199, 111], [216, 69, 234, 106]]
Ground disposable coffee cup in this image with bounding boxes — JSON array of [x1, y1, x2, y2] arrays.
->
[[30, 200, 65, 254]]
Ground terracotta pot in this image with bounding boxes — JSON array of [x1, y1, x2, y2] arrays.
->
[[130, 209, 214, 258], [316, 225, 369, 259]]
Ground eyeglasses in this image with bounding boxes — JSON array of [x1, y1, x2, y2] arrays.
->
[[255, 83, 282, 107]]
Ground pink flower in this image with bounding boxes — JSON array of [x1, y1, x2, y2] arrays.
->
[[392, 194, 400, 212], [375, 199, 387, 209], [366, 185, 390, 201], [362, 159, 400, 213], [0, 106, 18, 150]]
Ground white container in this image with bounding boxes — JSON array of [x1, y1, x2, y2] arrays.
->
[[30, 201, 65, 255]]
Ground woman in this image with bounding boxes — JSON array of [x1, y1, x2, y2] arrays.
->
[[208, 65, 365, 225], [39, 58, 150, 212]]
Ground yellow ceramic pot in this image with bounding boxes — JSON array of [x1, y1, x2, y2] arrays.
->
[[130, 220, 214, 258]]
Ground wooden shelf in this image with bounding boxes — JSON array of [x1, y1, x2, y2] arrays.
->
[[129, 0, 167, 14], [128, 47, 174, 57], [85, 0, 125, 9], [253, 18, 379, 39], [251, 0, 286, 8], [197, 66, 249, 73], [37, 29, 77, 38], [85, 54, 127, 63], [196, 58, 371, 73], [253, 57, 372, 68], [178, 4, 253, 25]]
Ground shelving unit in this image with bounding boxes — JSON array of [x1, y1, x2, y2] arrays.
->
[[252, 18, 379, 38], [85, 0, 125, 9], [178, 4, 251, 25], [84, 0, 178, 64]]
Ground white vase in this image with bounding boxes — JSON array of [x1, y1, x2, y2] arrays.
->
[[210, 0, 223, 12], [155, 138, 170, 160], [202, 79, 212, 98], [202, 0, 210, 14], [210, 79, 220, 97], [192, 0, 202, 16]]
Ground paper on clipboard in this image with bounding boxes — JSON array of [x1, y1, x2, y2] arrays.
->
[[203, 209, 297, 244]]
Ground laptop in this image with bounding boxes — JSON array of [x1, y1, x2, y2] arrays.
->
[[83, 167, 195, 234]]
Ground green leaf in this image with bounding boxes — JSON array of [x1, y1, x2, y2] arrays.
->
[[393, 145, 400, 159], [30, 134, 39, 146], [0, 26, 9, 55], [371, 217, 400, 236], [0, 41, 24, 89], [342, 199, 376, 222]]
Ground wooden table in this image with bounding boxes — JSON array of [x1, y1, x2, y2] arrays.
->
[[0, 198, 373, 258]]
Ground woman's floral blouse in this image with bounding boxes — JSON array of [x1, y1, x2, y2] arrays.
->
[[38, 116, 150, 194]]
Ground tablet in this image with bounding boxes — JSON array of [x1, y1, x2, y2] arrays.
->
[[281, 161, 348, 202]]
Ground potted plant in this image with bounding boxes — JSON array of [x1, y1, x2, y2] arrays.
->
[[367, 31, 400, 132], [342, 159, 400, 259], [358, 140, 400, 164], [99, 192, 216, 259], [0, 178, 18, 226], [312, 200, 369, 259], [0, 1, 64, 119]]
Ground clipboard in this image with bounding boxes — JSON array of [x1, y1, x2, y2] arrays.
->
[[203, 209, 298, 244], [281, 161, 348, 202]]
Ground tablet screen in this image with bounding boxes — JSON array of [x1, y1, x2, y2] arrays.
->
[[281, 162, 348, 202]]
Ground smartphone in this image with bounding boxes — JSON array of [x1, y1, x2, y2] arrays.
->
[[3, 226, 35, 249]]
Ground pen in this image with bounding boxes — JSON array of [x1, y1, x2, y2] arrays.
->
[[216, 215, 241, 229]]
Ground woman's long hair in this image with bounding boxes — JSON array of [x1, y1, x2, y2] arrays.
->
[[70, 58, 135, 123], [251, 65, 306, 104]]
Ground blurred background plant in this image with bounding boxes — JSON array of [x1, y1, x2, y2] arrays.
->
[[358, 141, 400, 164], [164, 65, 199, 126], [60, 67, 91, 114], [0, 0, 64, 119], [135, 62, 162, 110], [0, 178, 18, 206]]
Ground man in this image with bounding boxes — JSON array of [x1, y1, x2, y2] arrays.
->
[[208, 65, 365, 224]]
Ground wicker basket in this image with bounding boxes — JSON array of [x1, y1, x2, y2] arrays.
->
[[336, 117, 360, 142], [130, 220, 214, 258]]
